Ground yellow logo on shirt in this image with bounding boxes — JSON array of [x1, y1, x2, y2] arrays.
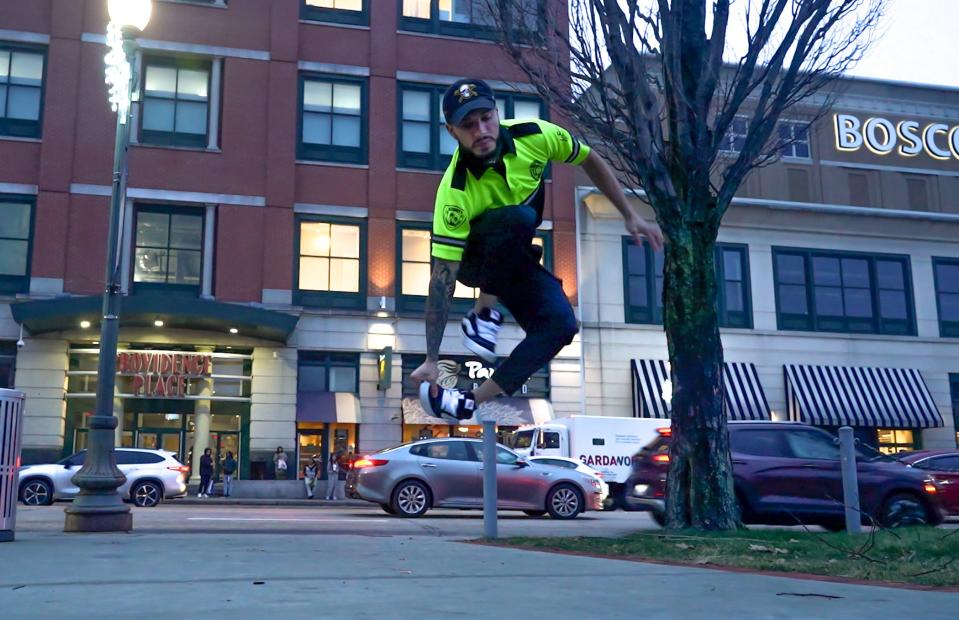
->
[[443, 204, 467, 229]]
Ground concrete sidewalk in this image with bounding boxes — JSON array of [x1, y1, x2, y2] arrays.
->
[[1, 529, 956, 619]]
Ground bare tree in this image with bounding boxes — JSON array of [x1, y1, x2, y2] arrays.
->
[[486, 0, 886, 530]]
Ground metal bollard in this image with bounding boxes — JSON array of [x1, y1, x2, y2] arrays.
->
[[0, 389, 26, 543], [838, 426, 862, 535], [482, 418, 498, 539]]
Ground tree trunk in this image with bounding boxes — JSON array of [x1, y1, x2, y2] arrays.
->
[[662, 218, 739, 530]]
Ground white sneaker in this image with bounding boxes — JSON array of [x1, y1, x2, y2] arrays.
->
[[461, 308, 502, 363], [419, 381, 478, 423]]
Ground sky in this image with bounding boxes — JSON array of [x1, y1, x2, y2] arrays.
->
[[847, 0, 958, 88]]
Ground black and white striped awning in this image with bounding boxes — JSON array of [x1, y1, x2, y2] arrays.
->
[[630, 359, 771, 421], [784, 364, 943, 428]]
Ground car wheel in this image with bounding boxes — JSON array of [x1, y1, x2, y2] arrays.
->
[[132, 481, 162, 508], [523, 510, 546, 517], [546, 484, 582, 520], [20, 479, 54, 506], [879, 493, 928, 528], [380, 503, 397, 515], [391, 480, 431, 518]]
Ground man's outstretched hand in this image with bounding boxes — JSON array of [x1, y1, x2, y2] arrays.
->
[[626, 213, 664, 252]]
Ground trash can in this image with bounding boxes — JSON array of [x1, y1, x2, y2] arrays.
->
[[0, 388, 25, 543]]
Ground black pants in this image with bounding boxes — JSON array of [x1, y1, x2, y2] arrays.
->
[[458, 206, 578, 396]]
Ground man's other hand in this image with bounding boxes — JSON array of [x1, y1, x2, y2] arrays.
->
[[410, 359, 440, 394], [626, 213, 664, 252]]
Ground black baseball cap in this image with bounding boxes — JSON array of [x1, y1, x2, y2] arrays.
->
[[443, 78, 497, 126]]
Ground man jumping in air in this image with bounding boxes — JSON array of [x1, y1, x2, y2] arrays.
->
[[411, 78, 663, 421]]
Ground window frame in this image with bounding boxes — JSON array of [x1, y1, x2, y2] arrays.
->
[[0, 195, 35, 295], [300, 0, 368, 26], [933, 257, 959, 338], [397, 82, 546, 171], [396, 221, 551, 314], [398, 0, 544, 40], [138, 55, 213, 149], [0, 43, 47, 139], [130, 204, 205, 297], [622, 239, 751, 328], [297, 351, 360, 394], [297, 73, 368, 164], [293, 215, 367, 310], [776, 119, 812, 159], [950, 373, 959, 448], [772, 247, 916, 336], [719, 115, 749, 154]]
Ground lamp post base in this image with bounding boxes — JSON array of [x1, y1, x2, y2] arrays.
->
[[64, 494, 133, 533]]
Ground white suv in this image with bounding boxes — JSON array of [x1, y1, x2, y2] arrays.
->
[[18, 448, 189, 508]]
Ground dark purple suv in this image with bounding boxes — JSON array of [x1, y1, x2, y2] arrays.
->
[[626, 422, 945, 530]]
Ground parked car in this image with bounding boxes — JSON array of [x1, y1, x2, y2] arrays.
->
[[526, 455, 610, 505], [345, 438, 604, 519], [897, 450, 959, 516], [18, 448, 189, 508], [626, 422, 945, 529]]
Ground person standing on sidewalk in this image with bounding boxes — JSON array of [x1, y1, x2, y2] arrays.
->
[[273, 446, 288, 480], [325, 449, 342, 500], [221, 451, 237, 497], [198, 448, 214, 498], [411, 78, 662, 420], [303, 456, 319, 499]]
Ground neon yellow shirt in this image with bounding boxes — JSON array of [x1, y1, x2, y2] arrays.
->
[[431, 118, 591, 261]]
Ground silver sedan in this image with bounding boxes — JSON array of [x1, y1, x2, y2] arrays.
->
[[346, 438, 603, 519]]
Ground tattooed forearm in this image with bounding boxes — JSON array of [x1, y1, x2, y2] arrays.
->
[[425, 258, 459, 360]]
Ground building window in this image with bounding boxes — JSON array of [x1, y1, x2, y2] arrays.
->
[[132, 205, 203, 295], [397, 223, 548, 313], [295, 217, 366, 309], [777, 120, 810, 158], [875, 429, 918, 455], [298, 352, 359, 393], [934, 258, 959, 338], [298, 75, 366, 163], [0, 45, 45, 138], [400, 0, 542, 39], [773, 248, 914, 335], [140, 57, 211, 148], [301, 0, 367, 25], [950, 374, 959, 447], [720, 116, 748, 153], [0, 197, 33, 295], [398, 83, 543, 170], [623, 240, 750, 328], [0, 341, 15, 388]]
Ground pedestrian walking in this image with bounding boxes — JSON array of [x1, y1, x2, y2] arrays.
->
[[325, 449, 342, 500], [412, 78, 662, 420], [303, 456, 319, 499], [273, 446, 288, 480], [222, 451, 237, 497], [198, 447, 214, 498]]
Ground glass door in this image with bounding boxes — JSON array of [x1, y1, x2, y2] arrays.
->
[[297, 431, 325, 480], [210, 431, 241, 481]]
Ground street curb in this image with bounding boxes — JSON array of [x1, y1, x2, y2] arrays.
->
[[174, 498, 370, 507]]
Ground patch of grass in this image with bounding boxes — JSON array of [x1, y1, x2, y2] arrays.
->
[[493, 527, 959, 587]]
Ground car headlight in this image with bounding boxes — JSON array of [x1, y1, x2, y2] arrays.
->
[[589, 478, 601, 489]]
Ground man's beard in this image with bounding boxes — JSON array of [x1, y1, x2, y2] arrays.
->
[[464, 136, 501, 165]]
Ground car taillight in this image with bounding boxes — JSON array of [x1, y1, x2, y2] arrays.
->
[[651, 453, 670, 464], [352, 458, 388, 469], [657, 427, 671, 437], [168, 466, 190, 473]]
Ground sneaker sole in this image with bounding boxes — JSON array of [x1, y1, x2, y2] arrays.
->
[[462, 335, 497, 364]]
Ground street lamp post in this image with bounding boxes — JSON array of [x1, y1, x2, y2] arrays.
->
[[64, 0, 152, 533]]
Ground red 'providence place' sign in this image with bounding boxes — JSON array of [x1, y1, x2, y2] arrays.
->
[[116, 352, 212, 398]]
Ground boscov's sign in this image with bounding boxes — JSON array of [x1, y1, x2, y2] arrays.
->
[[834, 114, 959, 161]]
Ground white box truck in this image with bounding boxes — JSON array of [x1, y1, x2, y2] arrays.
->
[[511, 416, 669, 508]]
